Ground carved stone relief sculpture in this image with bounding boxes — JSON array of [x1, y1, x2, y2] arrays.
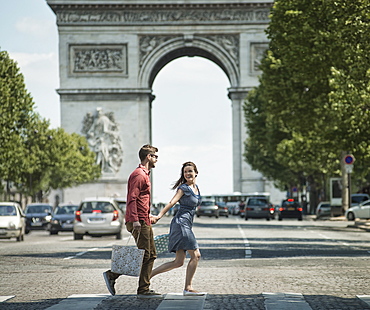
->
[[81, 108, 123, 174], [57, 7, 270, 25], [70, 45, 127, 74], [203, 34, 239, 65], [139, 34, 239, 68], [250, 42, 269, 74]]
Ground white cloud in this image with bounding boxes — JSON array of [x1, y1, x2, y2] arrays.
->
[[15, 17, 55, 39]]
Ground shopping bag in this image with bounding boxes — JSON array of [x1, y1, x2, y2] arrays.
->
[[111, 244, 145, 277], [154, 234, 169, 254]]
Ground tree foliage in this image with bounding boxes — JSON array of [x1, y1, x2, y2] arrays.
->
[[244, 0, 370, 202], [0, 50, 101, 200]]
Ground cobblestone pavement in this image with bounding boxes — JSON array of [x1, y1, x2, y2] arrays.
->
[[1, 216, 370, 310], [95, 216, 370, 310]]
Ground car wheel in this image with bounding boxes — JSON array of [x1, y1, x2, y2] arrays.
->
[[50, 231, 58, 235], [245, 217, 248, 221], [266, 218, 270, 221], [116, 231, 122, 240], [226, 215, 229, 218], [25, 228, 30, 234], [74, 233, 84, 240], [278, 216, 282, 221], [347, 212, 355, 221], [298, 218, 303, 221]]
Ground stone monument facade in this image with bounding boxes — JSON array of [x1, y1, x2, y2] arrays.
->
[[47, 0, 277, 203]]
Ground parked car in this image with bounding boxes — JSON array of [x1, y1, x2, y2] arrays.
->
[[226, 202, 239, 215], [345, 199, 370, 221], [196, 200, 219, 218], [25, 203, 53, 234], [216, 202, 229, 217], [277, 199, 303, 221], [47, 203, 78, 235], [351, 193, 370, 207], [316, 201, 331, 219], [0, 202, 26, 241], [244, 197, 273, 221], [73, 197, 124, 240], [113, 197, 126, 215]]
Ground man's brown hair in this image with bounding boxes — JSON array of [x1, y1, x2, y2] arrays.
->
[[139, 144, 158, 161]]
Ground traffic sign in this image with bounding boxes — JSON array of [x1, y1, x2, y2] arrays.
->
[[345, 164, 353, 173], [344, 154, 355, 165]]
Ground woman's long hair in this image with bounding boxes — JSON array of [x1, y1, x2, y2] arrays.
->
[[172, 161, 198, 190]]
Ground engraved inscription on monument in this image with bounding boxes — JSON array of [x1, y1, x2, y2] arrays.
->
[[70, 44, 127, 75]]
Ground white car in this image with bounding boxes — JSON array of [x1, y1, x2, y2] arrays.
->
[[345, 199, 370, 221], [73, 197, 124, 240], [0, 202, 26, 241]]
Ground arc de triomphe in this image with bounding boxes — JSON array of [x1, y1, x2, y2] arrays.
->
[[47, 0, 280, 203]]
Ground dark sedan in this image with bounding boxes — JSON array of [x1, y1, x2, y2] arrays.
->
[[277, 199, 303, 221], [47, 204, 79, 235], [25, 203, 53, 234]]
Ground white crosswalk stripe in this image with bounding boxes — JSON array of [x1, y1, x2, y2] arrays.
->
[[44, 294, 110, 310], [357, 295, 370, 307], [0, 296, 15, 302]]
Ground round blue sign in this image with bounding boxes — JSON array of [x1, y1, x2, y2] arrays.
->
[[344, 155, 355, 165]]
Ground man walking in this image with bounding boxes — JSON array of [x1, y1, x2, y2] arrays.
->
[[103, 144, 162, 298]]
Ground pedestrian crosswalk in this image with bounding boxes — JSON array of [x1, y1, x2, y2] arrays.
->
[[263, 293, 312, 310], [1, 294, 370, 309], [0, 296, 14, 302]]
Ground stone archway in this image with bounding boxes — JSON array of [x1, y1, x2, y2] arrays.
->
[[47, 0, 274, 202]]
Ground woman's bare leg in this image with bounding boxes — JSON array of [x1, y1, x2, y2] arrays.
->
[[184, 248, 201, 291], [150, 250, 186, 279]]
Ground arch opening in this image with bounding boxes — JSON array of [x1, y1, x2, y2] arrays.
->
[[148, 47, 230, 88], [151, 56, 232, 202]]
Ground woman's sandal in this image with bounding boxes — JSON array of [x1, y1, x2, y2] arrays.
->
[[183, 290, 207, 296]]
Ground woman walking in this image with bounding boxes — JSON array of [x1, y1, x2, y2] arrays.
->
[[152, 161, 205, 296]]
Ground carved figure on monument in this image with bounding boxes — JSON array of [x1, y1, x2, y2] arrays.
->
[[251, 43, 268, 73], [82, 108, 123, 174], [73, 47, 124, 72]]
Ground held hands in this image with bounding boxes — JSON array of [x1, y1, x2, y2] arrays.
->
[[150, 214, 161, 224]]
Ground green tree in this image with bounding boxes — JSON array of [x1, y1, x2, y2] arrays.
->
[[244, 0, 370, 209], [0, 50, 101, 201], [0, 50, 36, 190]]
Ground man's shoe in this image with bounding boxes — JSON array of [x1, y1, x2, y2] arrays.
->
[[137, 290, 163, 299], [103, 271, 116, 296]]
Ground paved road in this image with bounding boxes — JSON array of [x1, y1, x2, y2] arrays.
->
[[1, 215, 370, 309]]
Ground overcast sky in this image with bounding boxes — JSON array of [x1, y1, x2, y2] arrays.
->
[[0, 0, 233, 203]]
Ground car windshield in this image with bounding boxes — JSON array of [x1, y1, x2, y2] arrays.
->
[[0, 205, 16, 216], [248, 198, 268, 206], [282, 201, 300, 208], [201, 201, 215, 206], [26, 205, 52, 214], [81, 201, 115, 213], [55, 205, 78, 215], [352, 196, 368, 204]]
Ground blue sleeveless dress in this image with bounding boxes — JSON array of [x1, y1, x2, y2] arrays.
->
[[168, 183, 201, 253]]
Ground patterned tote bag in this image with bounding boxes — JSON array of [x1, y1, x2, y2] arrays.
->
[[154, 234, 169, 254], [111, 235, 145, 277]]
